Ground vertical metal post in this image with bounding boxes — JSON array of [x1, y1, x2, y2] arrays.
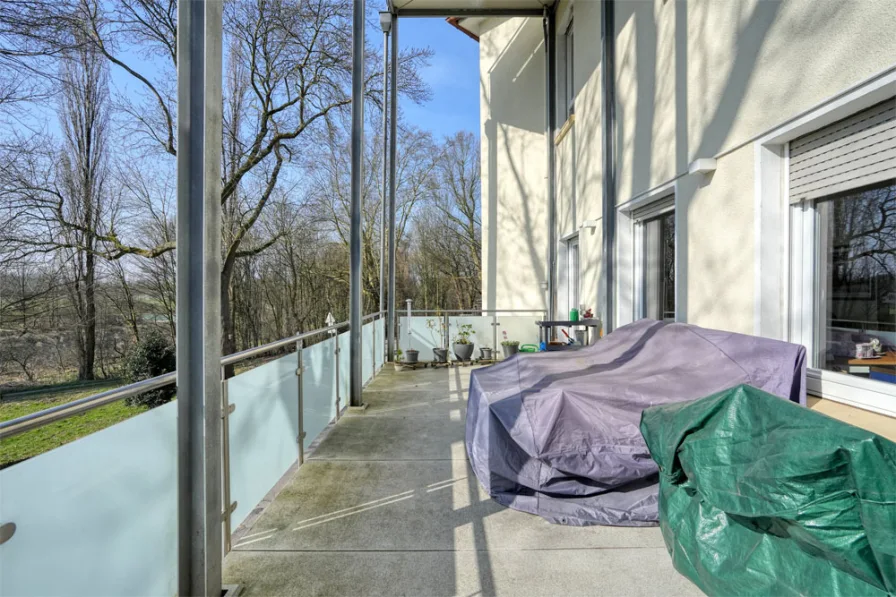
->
[[379, 16, 390, 317], [492, 313, 498, 358], [334, 331, 341, 420], [349, 0, 366, 407], [221, 369, 234, 554], [601, 0, 617, 332], [387, 13, 398, 361], [296, 339, 305, 464], [176, 0, 222, 594], [544, 6, 557, 326]]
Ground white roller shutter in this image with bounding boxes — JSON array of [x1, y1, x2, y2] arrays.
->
[[789, 99, 896, 202]]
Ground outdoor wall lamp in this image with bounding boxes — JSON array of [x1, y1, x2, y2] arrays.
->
[[688, 158, 717, 175], [379, 11, 392, 33], [580, 220, 599, 230]]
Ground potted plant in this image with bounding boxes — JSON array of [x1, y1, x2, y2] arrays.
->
[[394, 348, 405, 371], [453, 323, 475, 361], [405, 348, 419, 363], [427, 318, 448, 363], [501, 331, 520, 358]]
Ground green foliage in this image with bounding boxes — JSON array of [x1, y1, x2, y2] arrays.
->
[[454, 323, 475, 345], [501, 340, 520, 347], [123, 330, 176, 408]]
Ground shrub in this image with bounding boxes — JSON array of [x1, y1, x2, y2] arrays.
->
[[124, 330, 176, 408]]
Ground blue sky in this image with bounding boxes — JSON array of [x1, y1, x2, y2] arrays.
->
[[396, 18, 480, 140]]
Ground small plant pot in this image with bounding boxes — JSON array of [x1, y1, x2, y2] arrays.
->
[[432, 348, 448, 363], [394, 362, 405, 372], [479, 347, 493, 361], [405, 349, 419, 364], [502, 344, 520, 358], [454, 343, 474, 361]]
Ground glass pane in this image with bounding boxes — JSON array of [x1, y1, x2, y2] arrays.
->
[[362, 320, 374, 383], [816, 182, 896, 385], [229, 352, 299, 528], [302, 336, 338, 451], [643, 218, 661, 319], [661, 212, 676, 321], [0, 401, 177, 597], [497, 314, 542, 352], [400, 315, 444, 358], [338, 327, 351, 401], [643, 212, 675, 321]]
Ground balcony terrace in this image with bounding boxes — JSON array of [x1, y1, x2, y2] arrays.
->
[[222, 364, 700, 597]]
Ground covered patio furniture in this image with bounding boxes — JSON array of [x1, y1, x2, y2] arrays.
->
[[465, 319, 806, 526]]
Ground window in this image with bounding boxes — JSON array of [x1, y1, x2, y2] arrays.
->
[[814, 182, 895, 385], [788, 98, 896, 394], [557, 16, 574, 122], [642, 212, 675, 321], [633, 196, 675, 321], [568, 236, 580, 315]]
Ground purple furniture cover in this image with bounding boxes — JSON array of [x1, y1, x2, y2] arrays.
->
[[465, 319, 806, 527]]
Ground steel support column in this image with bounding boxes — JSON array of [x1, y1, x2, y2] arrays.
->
[[601, 0, 617, 332], [349, 0, 365, 407], [544, 6, 557, 324], [379, 17, 390, 316], [175, 0, 223, 594], [386, 13, 399, 360]]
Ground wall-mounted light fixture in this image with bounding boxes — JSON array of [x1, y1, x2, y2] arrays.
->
[[580, 220, 600, 230], [688, 158, 717, 175]]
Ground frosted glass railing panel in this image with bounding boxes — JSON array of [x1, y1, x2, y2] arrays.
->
[[375, 317, 385, 369], [338, 327, 351, 400], [302, 336, 337, 450], [0, 401, 177, 597], [449, 316, 495, 359], [497, 314, 542, 350], [228, 352, 299, 528], [399, 315, 443, 357], [362, 320, 374, 383]]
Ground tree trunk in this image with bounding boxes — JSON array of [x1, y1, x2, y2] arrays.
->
[[222, 265, 237, 379], [79, 250, 97, 380]]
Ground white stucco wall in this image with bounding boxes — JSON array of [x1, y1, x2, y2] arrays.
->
[[479, 0, 896, 336], [615, 0, 896, 332], [479, 17, 548, 312]]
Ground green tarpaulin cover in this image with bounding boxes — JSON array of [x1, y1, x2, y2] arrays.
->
[[640, 384, 896, 596]]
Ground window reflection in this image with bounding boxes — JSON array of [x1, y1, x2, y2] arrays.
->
[[817, 181, 896, 384], [644, 211, 675, 322]]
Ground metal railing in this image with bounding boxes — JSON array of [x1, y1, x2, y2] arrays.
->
[[0, 311, 385, 441]]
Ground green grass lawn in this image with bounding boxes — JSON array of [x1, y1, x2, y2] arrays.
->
[[0, 382, 148, 469]]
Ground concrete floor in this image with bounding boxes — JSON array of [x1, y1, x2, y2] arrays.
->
[[223, 365, 701, 597]]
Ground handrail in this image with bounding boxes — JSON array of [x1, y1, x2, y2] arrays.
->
[[406, 309, 547, 314], [0, 311, 384, 440]]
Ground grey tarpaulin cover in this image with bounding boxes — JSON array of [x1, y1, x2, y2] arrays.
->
[[465, 319, 807, 526]]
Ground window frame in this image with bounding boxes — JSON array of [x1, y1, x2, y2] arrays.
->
[[557, 13, 574, 124], [632, 196, 675, 321], [752, 68, 896, 416]]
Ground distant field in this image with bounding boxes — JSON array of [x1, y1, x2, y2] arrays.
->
[[0, 382, 146, 469]]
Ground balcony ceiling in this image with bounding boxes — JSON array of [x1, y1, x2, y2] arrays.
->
[[390, 0, 554, 16]]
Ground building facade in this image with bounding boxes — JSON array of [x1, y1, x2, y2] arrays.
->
[[466, 0, 896, 416]]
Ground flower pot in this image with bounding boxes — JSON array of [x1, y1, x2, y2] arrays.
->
[[394, 362, 405, 372], [454, 343, 474, 361], [405, 349, 419, 364], [502, 344, 519, 358], [432, 347, 448, 363], [479, 347, 493, 361]]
